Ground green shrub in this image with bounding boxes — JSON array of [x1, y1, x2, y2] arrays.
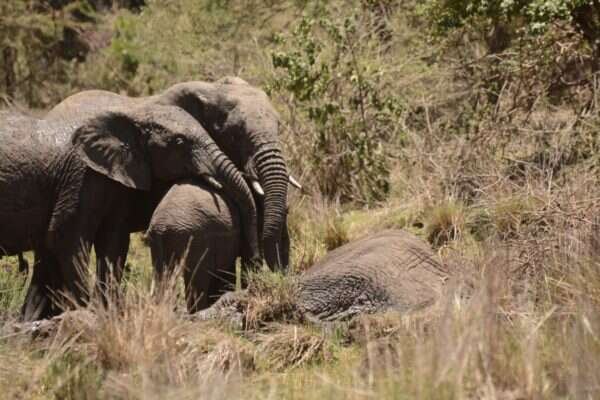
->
[[269, 11, 404, 205], [421, 0, 600, 116], [0, 0, 94, 107]]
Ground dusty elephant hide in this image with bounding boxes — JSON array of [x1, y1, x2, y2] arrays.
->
[[194, 229, 449, 324]]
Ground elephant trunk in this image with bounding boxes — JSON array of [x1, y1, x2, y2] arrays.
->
[[198, 144, 260, 262], [254, 143, 289, 271]]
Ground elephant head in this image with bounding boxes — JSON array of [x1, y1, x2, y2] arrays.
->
[[71, 104, 259, 260], [158, 78, 294, 271]]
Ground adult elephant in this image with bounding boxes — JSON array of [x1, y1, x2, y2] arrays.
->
[[146, 179, 243, 313], [0, 104, 258, 321], [47, 77, 296, 270]]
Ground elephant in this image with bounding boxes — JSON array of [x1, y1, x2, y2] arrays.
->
[[193, 230, 449, 323], [0, 104, 258, 321], [47, 77, 296, 271], [145, 179, 246, 313]]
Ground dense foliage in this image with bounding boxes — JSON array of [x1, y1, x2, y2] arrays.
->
[[270, 13, 402, 204], [424, 0, 600, 114]]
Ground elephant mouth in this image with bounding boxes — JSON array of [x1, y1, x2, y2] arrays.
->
[[190, 151, 221, 189]]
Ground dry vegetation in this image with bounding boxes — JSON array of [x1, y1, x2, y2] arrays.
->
[[2, 0, 600, 398]]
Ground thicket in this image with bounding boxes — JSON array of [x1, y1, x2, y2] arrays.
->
[[0, 0, 143, 107], [424, 0, 600, 113]]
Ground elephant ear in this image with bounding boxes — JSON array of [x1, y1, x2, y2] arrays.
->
[[72, 112, 151, 191]]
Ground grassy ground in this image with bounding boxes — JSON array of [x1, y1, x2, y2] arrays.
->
[[1, 161, 600, 399], [2, 1, 600, 398]]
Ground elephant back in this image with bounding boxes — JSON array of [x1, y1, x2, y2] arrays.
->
[[297, 230, 448, 321], [148, 178, 241, 239]]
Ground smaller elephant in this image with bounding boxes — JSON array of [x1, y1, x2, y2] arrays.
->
[[146, 179, 247, 313]]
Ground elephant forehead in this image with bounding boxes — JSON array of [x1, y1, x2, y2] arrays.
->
[[141, 106, 206, 133], [229, 100, 280, 129]]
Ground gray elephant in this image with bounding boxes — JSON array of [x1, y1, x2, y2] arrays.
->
[[146, 179, 246, 313], [0, 104, 258, 321], [194, 230, 449, 323], [47, 77, 297, 270]]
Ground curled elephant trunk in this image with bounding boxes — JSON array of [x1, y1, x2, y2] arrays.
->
[[254, 143, 289, 271], [198, 144, 260, 262]]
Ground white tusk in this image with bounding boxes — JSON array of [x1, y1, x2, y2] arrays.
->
[[251, 181, 264, 196], [207, 177, 223, 190], [289, 175, 302, 190]]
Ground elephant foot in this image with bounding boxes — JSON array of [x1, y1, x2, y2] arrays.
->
[[10, 318, 58, 339], [21, 250, 64, 322], [21, 284, 62, 322], [190, 290, 248, 329]]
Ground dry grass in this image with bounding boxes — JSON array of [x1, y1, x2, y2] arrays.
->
[[243, 269, 302, 328], [1, 192, 600, 398], [254, 324, 331, 371]]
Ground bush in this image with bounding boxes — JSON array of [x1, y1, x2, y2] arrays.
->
[[422, 0, 600, 116], [269, 10, 405, 205], [0, 0, 92, 107]]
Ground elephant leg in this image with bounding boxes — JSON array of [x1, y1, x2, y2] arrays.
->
[[53, 234, 93, 311], [71, 170, 135, 307], [93, 198, 132, 306], [27, 227, 91, 321], [21, 249, 62, 321], [206, 264, 236, 308], [184, 246, 211, 314], [148, 234, 166, 296], [150, 233, 187, 297], [205, 236, 238, 307], [94, 225, 130, 307]]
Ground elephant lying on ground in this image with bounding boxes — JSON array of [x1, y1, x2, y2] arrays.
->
[[146, 179, 245, 313], [47, 77, 295, 270], [194, 230, 449, 323], [0, 105, 258, 321]]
